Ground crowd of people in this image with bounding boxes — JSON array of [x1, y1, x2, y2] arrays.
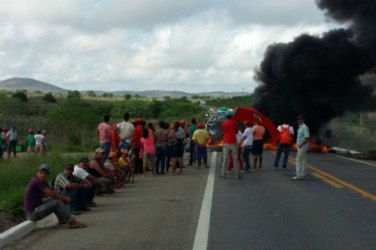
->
[[22, 110, 310, 230], [0, 127, 48, 159]]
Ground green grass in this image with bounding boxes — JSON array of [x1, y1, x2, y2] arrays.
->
[[0, 152, 87, 220]]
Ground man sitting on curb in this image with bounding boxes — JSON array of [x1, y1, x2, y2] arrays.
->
[[73, 157, 97, 207], [54, 163, 92, 215], [24, 164, 86, 229], [89, 147, 115, 194]]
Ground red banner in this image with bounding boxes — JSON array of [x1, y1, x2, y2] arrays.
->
[[233, 107, 279, 142]]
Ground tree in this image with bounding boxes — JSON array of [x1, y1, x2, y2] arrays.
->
[[102, 93, 114, 98], [42, 92, 57, 103], [67, 90, 81, 99], [124, 94, 132, 100], [86, 90, 96, 98], [12, 91, 28, 102]]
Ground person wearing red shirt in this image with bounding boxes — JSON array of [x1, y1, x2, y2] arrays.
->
[[220, 111, 240, 179], [96, 114, 111, 159], [131, 118, 144, 174]]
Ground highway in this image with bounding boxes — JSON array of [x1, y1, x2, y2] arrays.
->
[[5, 150, 376, 250]]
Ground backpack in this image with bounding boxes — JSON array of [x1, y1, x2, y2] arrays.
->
[[279, 126, 292, 144]]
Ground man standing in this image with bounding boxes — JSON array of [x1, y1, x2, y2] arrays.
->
[[188, 118, 198, 166], [252, 121, 265, 170], [292, 115, 310, 180], [96, 114, 111, 159], [220, 111, 240, 179], [24, 164, 86, 229], [117, 112, 134, 151], [241, 120, 253, 172], [192, 122, 209, 168], [0, 128, 4, 160], [274, 121, 294, 169], [7, 126, 18, 158]]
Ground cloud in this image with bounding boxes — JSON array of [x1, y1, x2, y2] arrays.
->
[[0, 1, 339, 92]]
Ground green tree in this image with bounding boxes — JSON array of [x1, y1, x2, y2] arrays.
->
[[42, 92, 57, 103], [86, 90, 96, 97], [67, 90, 81, 99], [12, 91, 28, 102], [124, 94, 132, 100]]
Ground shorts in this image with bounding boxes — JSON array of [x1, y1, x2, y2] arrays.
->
[[252, 140, 264, 155]]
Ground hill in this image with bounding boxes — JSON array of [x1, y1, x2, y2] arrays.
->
[[0, 77, 66, 92], [0, 77, 247, 97]]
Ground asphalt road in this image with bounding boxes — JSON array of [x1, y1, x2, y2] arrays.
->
[[5, 150, 376, 250]]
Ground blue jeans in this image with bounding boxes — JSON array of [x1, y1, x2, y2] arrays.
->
[[189, 140, 196, 164], [100, 142, 110, 159], [155, 145, 166, 174], [242, 146, 252, 170], [27, 198, 72, 223], [120, 141, 131, 151], [165, 147, 172, 172], [274, 143, 291, 168]]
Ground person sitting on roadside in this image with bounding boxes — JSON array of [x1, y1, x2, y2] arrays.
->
[[24, 164, 86, 229], [104, 151, 124, 188], [118, 148, 131, 177], [192, 122, 209, 168], [73, 157, 97, 208], [89, 147, 115, 194], [54, 163, 92, 215]]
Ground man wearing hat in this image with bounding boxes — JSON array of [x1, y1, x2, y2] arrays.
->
[[73, 157, 97, 207], [24, 164, 86, 228], [192, 122, 209, 168], [54, 163, 92, 214], [89, 147, 115, 194], [220, 110, 241, 179], [293, 115, 310, 180]]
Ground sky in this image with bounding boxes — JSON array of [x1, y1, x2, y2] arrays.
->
[[0, 0, 341, 93]]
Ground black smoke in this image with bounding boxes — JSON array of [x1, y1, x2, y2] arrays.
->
[[253, 0, 376, 134]]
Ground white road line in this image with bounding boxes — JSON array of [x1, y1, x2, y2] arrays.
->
[[330, 153, 376, 167], [193, 151, 217, 250]]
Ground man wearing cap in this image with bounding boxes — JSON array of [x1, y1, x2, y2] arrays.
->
[[89, 147, 115, 193], [96, 114, 111, 159], [117, 112, 134, 151], [241, 120, 253, 172], [292, 115, 310, 180], [221, 111, 241, 179], [24, 164, 86, 228], [54, 163, 92, 214], [192, 122, 209, 168]]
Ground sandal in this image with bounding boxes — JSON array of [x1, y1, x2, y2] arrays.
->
[[69, 221, 87, 229]]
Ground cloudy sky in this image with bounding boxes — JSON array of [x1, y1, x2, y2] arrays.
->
[[0, 0, 341, 93]]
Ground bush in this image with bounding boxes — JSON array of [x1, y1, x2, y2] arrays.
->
[[42, 92, 57, 103], [11, 92, 28, 102]]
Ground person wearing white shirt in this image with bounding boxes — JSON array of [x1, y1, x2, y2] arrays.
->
[[241, 121, 253, 172]]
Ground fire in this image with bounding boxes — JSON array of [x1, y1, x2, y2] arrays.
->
[[263, 142, 277, 150]]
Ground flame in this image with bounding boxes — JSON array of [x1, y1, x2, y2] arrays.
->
[[263, 142, 277, 150]]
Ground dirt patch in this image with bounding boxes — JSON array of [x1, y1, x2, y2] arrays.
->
[[0, 213, 18, 233]]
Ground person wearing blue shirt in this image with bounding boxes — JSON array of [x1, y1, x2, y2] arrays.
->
[[292, 115, 310, 180]]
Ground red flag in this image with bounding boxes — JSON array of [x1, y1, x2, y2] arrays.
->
[[233, 107, 279, 142]]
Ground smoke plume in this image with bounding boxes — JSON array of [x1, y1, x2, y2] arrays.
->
[[253, 0, 376, 134]]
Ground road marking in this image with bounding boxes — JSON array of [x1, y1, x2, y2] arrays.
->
[[330, 153, 376, 167], [288, 156, 376, 202], [312, 173, 343, 188], [193, 151, 217, 250]]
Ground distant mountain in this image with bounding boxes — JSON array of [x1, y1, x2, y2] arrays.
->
[[0, 77, 66, 92], [0, 77, 247, 97], [112, 90, 246, 98]]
